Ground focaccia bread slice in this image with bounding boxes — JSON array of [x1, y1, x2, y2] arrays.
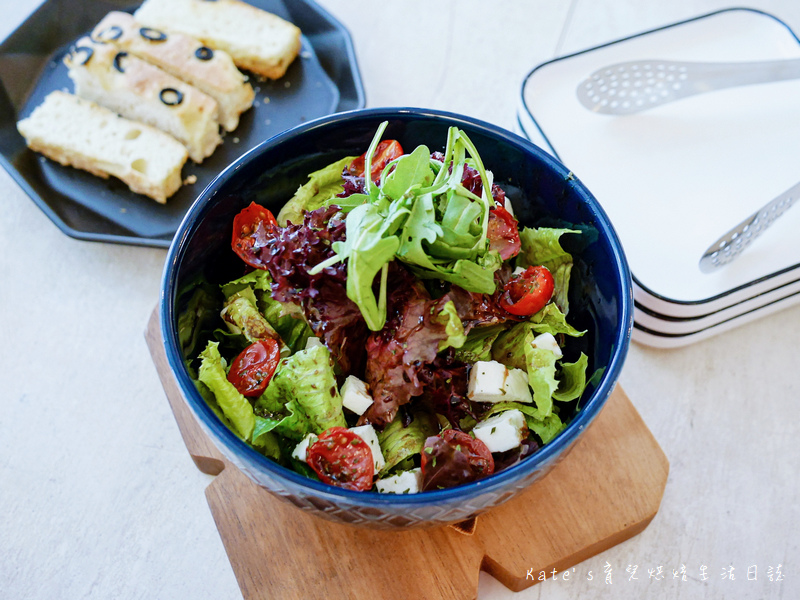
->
[[134, 0, 301, 80], [17, 91, 188, 203], [65, 36, 221, 163], [91, 11, 254, 132]]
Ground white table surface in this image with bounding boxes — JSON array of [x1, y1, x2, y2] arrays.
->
[[1, 1, 798, 599]]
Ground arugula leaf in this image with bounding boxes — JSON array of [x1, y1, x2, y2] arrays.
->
[[410, 250, 501, 294], [381, 144, 433, 200], [311, 123, 503, 330], [347, 237, 401, 331]]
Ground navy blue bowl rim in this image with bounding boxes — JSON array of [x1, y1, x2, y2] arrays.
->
[[161, 107, 634, 508]]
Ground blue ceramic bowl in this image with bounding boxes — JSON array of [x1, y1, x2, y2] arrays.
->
[[161, 108, 633, 529]]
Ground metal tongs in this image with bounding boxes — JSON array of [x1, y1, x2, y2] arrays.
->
[[576, 57, 800, 272]]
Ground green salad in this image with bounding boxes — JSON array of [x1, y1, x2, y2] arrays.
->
[[181, 124, 591, 493]]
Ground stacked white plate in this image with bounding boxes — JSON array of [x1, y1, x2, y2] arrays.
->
[[516, 7, 800, 348]]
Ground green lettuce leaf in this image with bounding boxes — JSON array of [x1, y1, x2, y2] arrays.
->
[[530, 303, 585, 338], [553, 353, 589, 403], [177, 281, 220, 359], [220, 288, 282, 347], [197, 341, 255, 440], [251, 417, 282, 460], [376, 411, 437, 476], [491, 322, 558, 418], [517, 227, 579, 314], [254, 344, 346, 440], [491, 322, 534, 372], [222, 270, 313, 353], [525, 346, 559, 419], [527, 412, 565, 444], [484, 402, 565, 444], [276, 156, 356, 226], [434, 300, 466, 351], [454, 324, 505, 364]]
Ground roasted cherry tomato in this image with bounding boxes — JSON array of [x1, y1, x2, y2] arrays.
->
[[420, 429, 495, 491], [226, 339, 281, 397], [347, 140, 404, 183], [231, 201, 277, 269], [498, 265, 555, 316], [306, 427, 375, 491], [487, 205, 521, 260]]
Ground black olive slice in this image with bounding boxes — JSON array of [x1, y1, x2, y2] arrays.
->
[[93, 25, 122, 43], [160, 88, 184, 106], [113, 51, 128, 73], [195, 46, 214, 61], [71, 45, 94, 65], [139, 27, 167, 42]]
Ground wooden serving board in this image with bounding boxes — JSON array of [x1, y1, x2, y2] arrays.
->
[[146, 309, 669, 599]]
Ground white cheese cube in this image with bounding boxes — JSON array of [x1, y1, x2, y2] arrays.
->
[[375, 468, 422, 494], [340, 375, 374, 416], [512, 266, 527, 276], [467, 360, 510, 403], [305, 336, 323, 350], [505, 368, 533, 404], [291, 432, 318, 462], [504, 196, 515, 217], [531, 332, 563, 359], [472, 410, 527, 453], [349, 424, 385, 473]]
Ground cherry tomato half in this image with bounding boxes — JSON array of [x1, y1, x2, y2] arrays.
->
[[306, 427, 375, 491], [227, 339, 281, 397], [231, 202, 277, 269], [498, 265, 555, 317], [347, 140, 404, 183], [420, 429, 495, 491], [487, 205, 521, 260]]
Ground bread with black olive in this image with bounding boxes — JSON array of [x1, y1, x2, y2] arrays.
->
[[134, 0, 301, 80], [17, 91, 188, 203], [65, 36, 221, 163], [91, 11, 254, 132]]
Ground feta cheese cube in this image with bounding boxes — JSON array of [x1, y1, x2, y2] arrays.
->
[[512, 266, 527, 276], [305, 336, 323, 350], [531, 332, 562, 359], [349, 424, 386, 473], [375, 468, 422, 494], [505, 368, 533, 404], [340, 375, 374, 416], [467, 360, 510, 403], [291, 432, 318, 462], [472, 410, 527, 453]]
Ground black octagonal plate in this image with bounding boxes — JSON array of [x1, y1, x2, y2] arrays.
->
[[0, 0, 365, 247]]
